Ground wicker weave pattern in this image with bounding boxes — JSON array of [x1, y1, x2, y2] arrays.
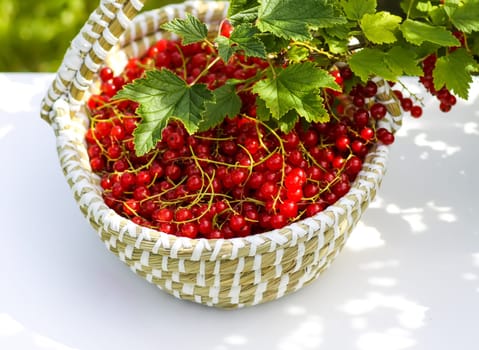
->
[[41, 1, 401, 309]]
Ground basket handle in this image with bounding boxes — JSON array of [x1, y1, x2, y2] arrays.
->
[[40, 0, 145, 125]]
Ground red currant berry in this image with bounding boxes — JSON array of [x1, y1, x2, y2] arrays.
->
[[181, 222, 199, 238], [279, 200, 298, 218], [360, 127, 374, 141], [175, 208, 193, 222], [401, 97, 413, 112], [306, 202, 326, 216], [376, 128, 395, 145], [270, 214, 287, 229], [99, 66, 114, 82], [123, 199, 140, 216], [286, 187, 303, 202], [335, 135, 350, 152], [266, 153, 284, 171], [370, 103, 387, 120], [229, 214, 246, 233], [410, 105, 423, 118], [186, 174, 203, 192]]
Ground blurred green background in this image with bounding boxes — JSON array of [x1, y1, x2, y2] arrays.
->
[[0, 0, 179, 72]]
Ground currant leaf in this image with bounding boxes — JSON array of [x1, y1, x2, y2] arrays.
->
[[385, 46, 423, 77], [256, 0, 345, 40], [255, 97, 271, 121], [277, 110, 300, 133], [433, 48, 478, 99], [215, 36, 236, 62], [114, 69, 213, 155], [416, 1, 438, 13], [399, 0, 429, 19], [360, 12, 402, 44], [228, 0, 260, 25], [295, 92, 329, 123], [199, 84, 242, 132], [349, 48, 397, 82], [252, 62, 338, 121], [444, 0, 479, 34], [228, 0, 259, 17], [161, 13, 208, 45], [287, 45, 310, 63], [340, 0, 377, 20], [215, 23, 267, 62], [322, 23, 357, 54], [400, 19, 460, 46]]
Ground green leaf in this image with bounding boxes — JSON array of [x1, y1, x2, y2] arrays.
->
[[322, 23, 357, 54], [340, 0, 377, 20], [416, 1, 438, 13], [433, 48, 478, 99], [258, 33, 290, 52], [252, 62, 337, 121], [215, 23, 267, 62], [445, 0, 479, 33], [228, 0, 259, 17], [230, 24, 267, 57], [114, 69, 213, 155], [385, 46, 423, 77], [324, 21, 356, 40], [256, 0, 345, 40], [400, 0, 426, 19], [199, 84, 242, 132], [277, 110, 299, 133], [215, 36, 236, 62], [295, 92, 329, 123], [360, 12, 402, 44], [400, 19, 460, 46], [229, 7, 260, 26], [228, 0, 260, 26], [160, 13, 208, 45], [349, 48, 397, 82], [287, 45, 310, 63], [255, 96, 271, 121]]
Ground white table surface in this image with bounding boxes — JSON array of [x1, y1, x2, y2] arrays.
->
[[0, 73, 478, 350]]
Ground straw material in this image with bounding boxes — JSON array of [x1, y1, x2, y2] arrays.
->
[[40, 0, 402, 309]]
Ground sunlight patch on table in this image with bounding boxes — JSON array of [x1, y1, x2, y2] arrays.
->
[[473, 253, 479, 268], [461, 122, 479, 135], [402, 214, 427, 233], [368, 277, 397, 287], [341, 293, 428, 329], [462, 272, 477, 281], [414, 133, 460, 158], [278, 315, 323, 350], [33, 333, 79, 350], [345, 222, 384, 251], [384, 201, 456, 233], [285, 305, 307, 316], [351, 317, 368, 330], [357, 328, 416, 350], [360, 260, 400, 271], [0, 124, 14, 140], [223, 334, 248, 346], [0, 313, 24, 337]]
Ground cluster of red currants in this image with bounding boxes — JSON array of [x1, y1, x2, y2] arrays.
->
[[85, 38, 396, 239], [419, 53, 457, 113], [418, 31, 465, 113]]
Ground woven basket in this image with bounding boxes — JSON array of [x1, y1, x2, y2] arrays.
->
[[40, 0, 402, 309]]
